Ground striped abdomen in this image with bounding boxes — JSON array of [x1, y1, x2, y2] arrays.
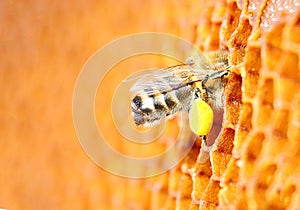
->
[[131, 84, 195, 126]]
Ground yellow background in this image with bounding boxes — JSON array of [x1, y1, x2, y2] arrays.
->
[[0, 1, 200, 209]]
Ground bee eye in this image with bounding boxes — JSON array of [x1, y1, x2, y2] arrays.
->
[[132, 95, 142, 109]]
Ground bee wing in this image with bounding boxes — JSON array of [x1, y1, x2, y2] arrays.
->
[[124, 63, 216, 95]]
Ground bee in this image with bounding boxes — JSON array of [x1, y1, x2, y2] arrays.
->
[[126, 50, 231, 129]]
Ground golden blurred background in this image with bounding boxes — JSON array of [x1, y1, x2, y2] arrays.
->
[[0, 0, 202, 209]]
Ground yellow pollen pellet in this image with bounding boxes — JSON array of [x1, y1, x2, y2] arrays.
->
[[189, 98, 213, 136]]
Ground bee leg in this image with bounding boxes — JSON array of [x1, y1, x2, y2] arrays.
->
[[194, 88, 201, 99], [194, 85, 208, 101], [202, 74, 209, 85], [201, 135, 207, 145]]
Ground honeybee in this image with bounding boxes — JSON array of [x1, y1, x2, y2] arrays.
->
[[126, 50, 231, 129]]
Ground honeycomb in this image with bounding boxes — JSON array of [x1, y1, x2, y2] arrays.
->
[[148, 0, 300, 209], [146, 0, 300, 209]]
